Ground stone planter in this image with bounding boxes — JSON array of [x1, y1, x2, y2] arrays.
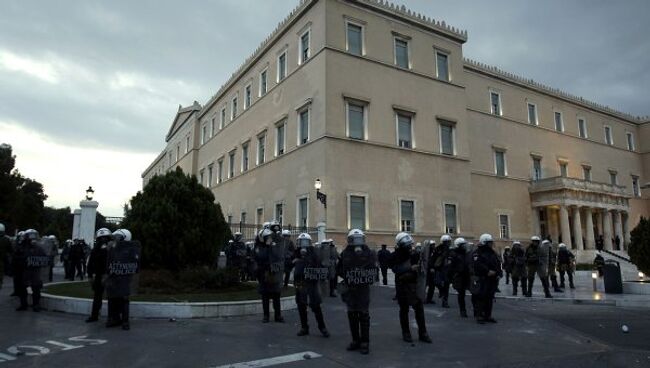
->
[[39, 282, 296, 319], [623, 280, 650, 295]]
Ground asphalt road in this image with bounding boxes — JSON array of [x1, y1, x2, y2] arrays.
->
[[0, 278, 648, 368]]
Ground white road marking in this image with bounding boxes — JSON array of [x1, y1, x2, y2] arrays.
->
[[210, 351, 322, 368]]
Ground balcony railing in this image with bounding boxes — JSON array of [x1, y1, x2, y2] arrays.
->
[[529, 176, 628, 197]]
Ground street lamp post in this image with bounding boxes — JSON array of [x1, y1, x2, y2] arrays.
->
[[86, 186, 95, 201], [315, 178, 327, 242]]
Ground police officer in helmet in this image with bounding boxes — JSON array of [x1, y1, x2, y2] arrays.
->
[[509, 241, 527, 296], [432, 235, 453, 308], [471, 234, 501, 324], [293, 233, 330, 337], [448, 237, 471, 318], [337, 229, 377, 355], [254, 228, 285, 323], [86, 228, 112, 322], [389, 232, 432, 343]]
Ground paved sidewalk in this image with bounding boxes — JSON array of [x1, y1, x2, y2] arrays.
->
[[379, 270, 650, 308]]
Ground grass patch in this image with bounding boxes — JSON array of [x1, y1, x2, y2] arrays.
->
[[45, 281, 295, 303]]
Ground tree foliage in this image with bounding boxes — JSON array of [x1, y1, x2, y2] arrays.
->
[[629, 217, 650, 275], [0, 143, 47, 234], [122, 167, 231, 272]]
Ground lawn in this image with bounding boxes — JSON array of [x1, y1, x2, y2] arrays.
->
[[45, 281, 295, 303]]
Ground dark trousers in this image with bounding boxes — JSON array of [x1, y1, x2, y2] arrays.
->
[[329, 277, 337, 296], [63, 261, 72, 279], [398, 302, 427, 338], [72, 261, 83, 280], [18, 284, 41, 307], [456, 287, 467, 313], [549, 272, 560, 289], [347, 311, 370, 344], [262, 292, 282, 318], [283, 270, 291, 286], [559, 269, 574, 287], [471, 294, 479, 317], [108, 297, 129, 325], [476, 293, 495, 320], [504, 272, 510, 284], [89, 277, 104, 319], [48, 265, 54, 282], [437, 282, 450, 302], [512, 277, 527, 296], [380, 267, 388, 286], [298, 303, 326, 331]]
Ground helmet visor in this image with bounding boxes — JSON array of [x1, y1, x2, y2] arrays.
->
[[347, 234, 365, 246], [297, 238, 312, 248]]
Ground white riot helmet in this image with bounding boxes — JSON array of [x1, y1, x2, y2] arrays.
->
[[233, 232, 243, 242], [297, 233, 312, 248], [395, 232, 414, 249], [347, 229, 365, 246], [531, 235, 541, 241], [96, 228, 112, 239], [423, 239, 436, 248], [262, 222, 271, 229], [541, 239, 551, 245], [269, 220, 281, 233], [113, 229, 132, 241], [479, 233, 493, 246], [559, 243, 567, 248], [0, 223, 4, 233], [25, 229, 39, 240], [281, 230, 291, 237], [259, 228, 273, 243], [451, 237, 467, 250], [440, 234, 452, 244]]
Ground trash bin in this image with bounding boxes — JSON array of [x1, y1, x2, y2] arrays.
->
[[603, 260, 623, 294]]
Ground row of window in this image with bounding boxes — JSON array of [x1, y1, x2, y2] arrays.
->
[[344, 18, 451, 82], [490, 91, 636, 151]]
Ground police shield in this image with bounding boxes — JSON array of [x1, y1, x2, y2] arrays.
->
[[268, 234, 286, 287], [105, 240, 141, 298], [314, 243, 332, 295], [416, 241, 431, 301]]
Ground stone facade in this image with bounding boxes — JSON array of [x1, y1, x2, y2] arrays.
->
[[142, 0, 650, 249]]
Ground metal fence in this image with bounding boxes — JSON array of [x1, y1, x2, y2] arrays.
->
[[228, 222, 319, 242]]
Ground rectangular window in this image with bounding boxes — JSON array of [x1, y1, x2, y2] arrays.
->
[[499, 214, 510, 239], [185, 136, 190, 153], [231, 97, 238, 120], [632, 176, 640, 197], [220, 107, 226, 129], [349, 195, 366, 230], [346, 22, 363, 55], [347, 101, 365, 140], [259, 69, 268, 96], [400, 200, 415, 232], [257, 134, 266, 165], [299, 109, 309, 145], [244, 85, 252, 109], [626, 132, 635, 151], [554, 112, 563, 132], [578, 118, 587, 138], [299, 30, 310, 64], [533, 158, 542, 181], [211, 118, 216, 137], [490, 91, 501, 116], [256, 208, 264, 225], [394, 38, 409, 68], [207, 164, 213, 187], [278, 52, 287, 82], [227, 215, 233, 224], [435, 51, 449, 81], [217, 159, 223, 183], [228, 151, 235, 178], [199, 169, 205, 186], [604, 125, 613, 145], [176, 145, 180, 161], [397, 113, 412, 148], [276, 121, 286, 155], [444, 204, 457, 234], [298, 197, 308, 229], [439, 123, 455, 155], [495, 150, 506, 177], [242, 143, 249, 172], [560, 162, 568, 178], [610, 171, 617, 185], [275, 203, 283, 225], [240, 212, 247, 224], [201, 125, 208, 145], [583, 166, 591, 181], [527, 103, 538, 125]]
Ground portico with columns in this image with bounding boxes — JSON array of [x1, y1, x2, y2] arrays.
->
[[529, 177, 631, 252]]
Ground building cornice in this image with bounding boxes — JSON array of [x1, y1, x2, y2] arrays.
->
[[141, 151, 166, 178], [464, 58, 648, 125], [349, 0, 467, 43], [198, 0, 318, 120]]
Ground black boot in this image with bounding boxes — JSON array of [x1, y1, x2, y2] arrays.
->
[[272, 294, 284, 322], [526, 278, 534, 297], [542, 278, 552, 298], [262, 295, 270, 323], [399, 306, 412, 342], [441, 297, 450, 309], [359, 312, 370, 354], [297, 304, 309, 336], [346, 312, 361, 351], [512, 282, 518, 296], [313, 305, 329, 337], [415, 305, 432, 343]]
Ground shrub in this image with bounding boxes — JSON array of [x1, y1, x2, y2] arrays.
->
[[138, 267, 241, 294], [629, 217, 650, 275]]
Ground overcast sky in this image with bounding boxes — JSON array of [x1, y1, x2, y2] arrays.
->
[[1, 0, 648, 216]]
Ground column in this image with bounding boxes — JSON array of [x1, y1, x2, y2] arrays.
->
[[584, 207, 595, 250], [614, 211, 624, 250], [559, 205, 572, 248], [72, 209, 81, 240], [572, 206, 584, 250], [596, 211, 603, 237], [547, 207, 559, 243], [623, 212, 631, 249], [603, 210, 613, 250], [531, 207, 541, 236]]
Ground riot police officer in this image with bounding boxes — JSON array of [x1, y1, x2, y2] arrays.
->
[[337, 229, 377, 355], [224, 239, 234, 268], [16, 229, 47, 312], [282, 230, 295, 287], [424, 240, 436, 304], [509, 241, 527, 296], [105, 229, 138, 330], [471, 234, 501, 324], [525, 236, 543, 297], [390, 232, 432, 343], [0, 223, 11, 289], [327, 239, 339, 297], [557, 243, 575, 289], [293, 233, 330, 337], [232, 233, 247, 281], [448, 237, 471, 318], [377, 244, 391, 286], [536, 239, 553, 298], [432, 235, 452, 308], [254, 228, 285, 323], [502, 246, 512, 285], [548, 242, 562, 292], [86, 228, 111, 323]]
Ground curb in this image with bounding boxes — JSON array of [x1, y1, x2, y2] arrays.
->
[[39, 282, 297, 319]]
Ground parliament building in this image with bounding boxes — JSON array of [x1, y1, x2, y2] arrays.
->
[[143, 0, 650, 257]]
